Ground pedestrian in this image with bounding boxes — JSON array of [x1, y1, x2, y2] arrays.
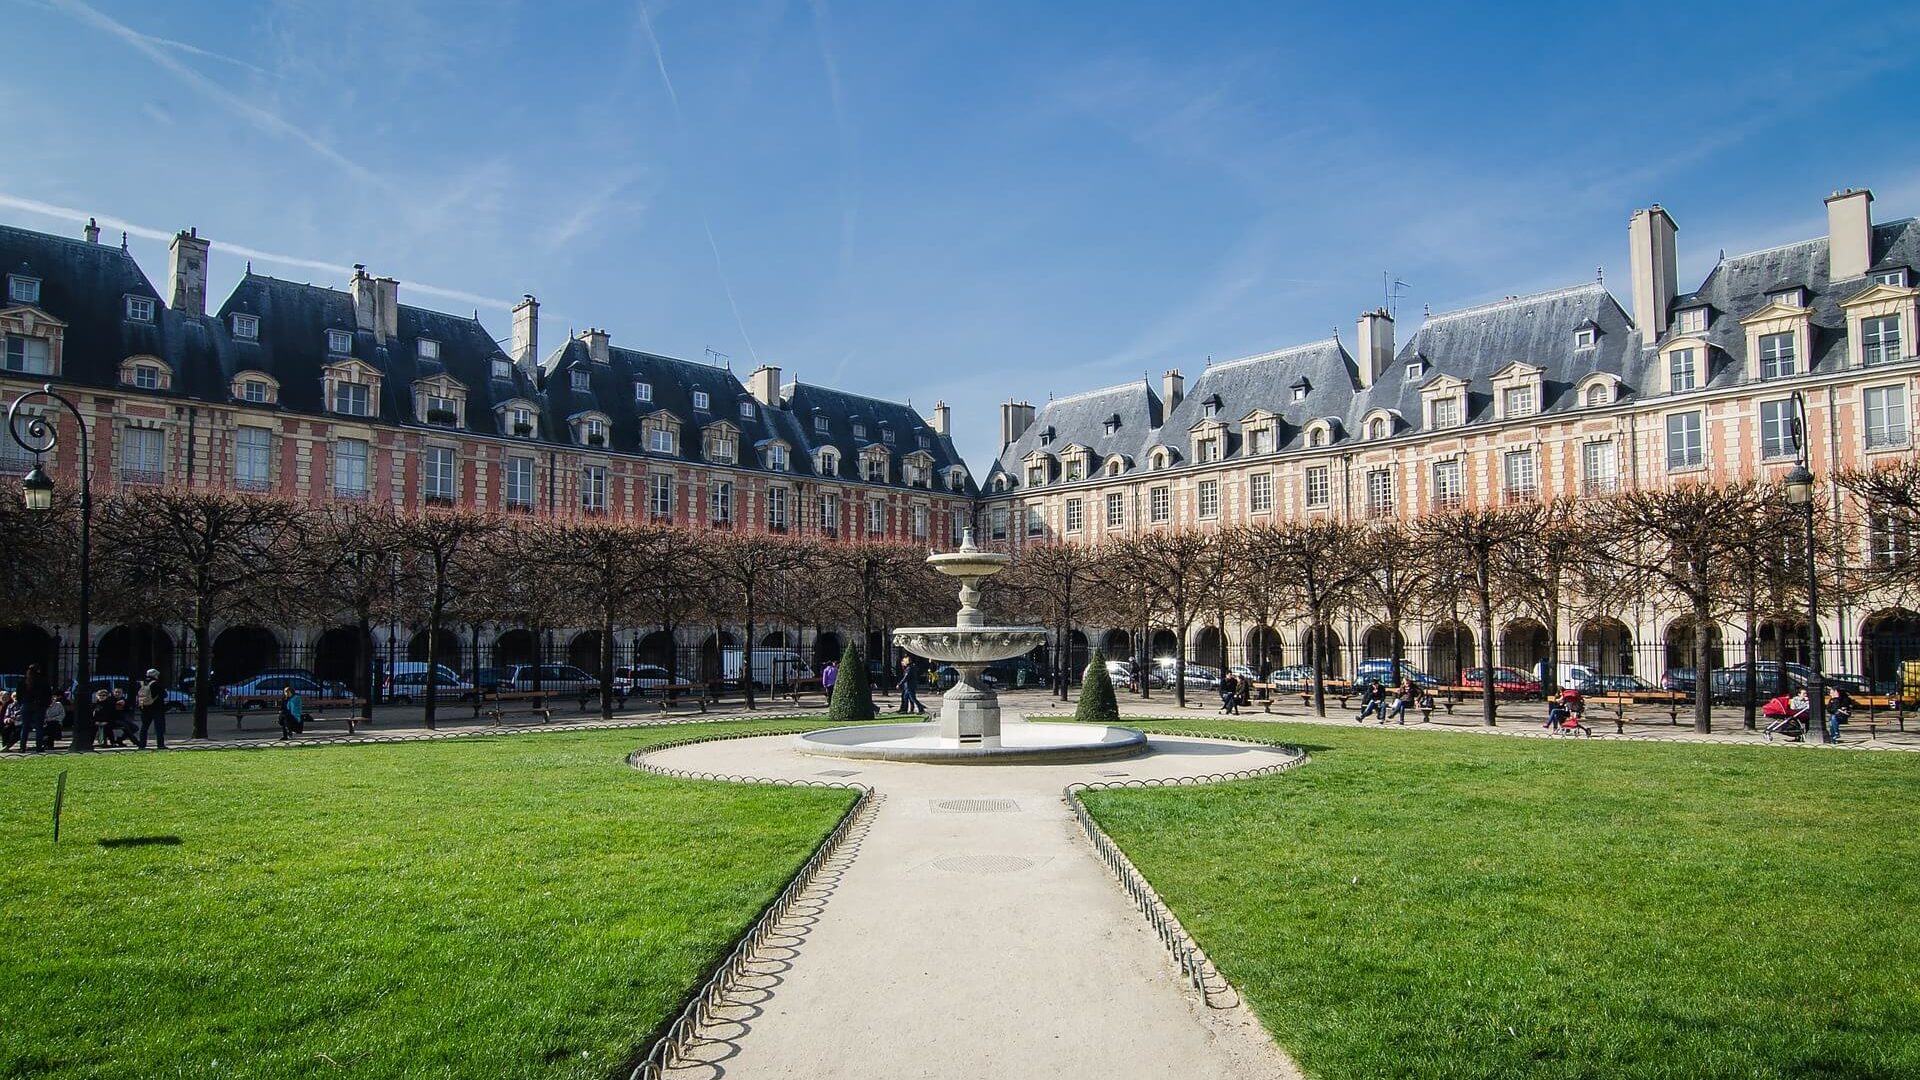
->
[[17, 664, 51, 753], [821, 659, 838, 705], [278, 683, 305, 741], [1219, 672, 1241, 715], [105, 688, 139, 746], [137, 668, 168, 750], [0, 691, 18, 751], [44, 691, 67, 748], [897, 656, 928, 715], [1383, 677, 1415, 724], [1356, 679, 1386, 723], [1826, 685, 1851, 743], [74, 688, 110, 752]]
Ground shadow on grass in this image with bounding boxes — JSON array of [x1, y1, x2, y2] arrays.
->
[[96, 836, 182, 848]]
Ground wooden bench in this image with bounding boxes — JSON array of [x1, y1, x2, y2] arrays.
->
[[1585, 690, 1689, 731], [1295, 681, 1355, 710], [472, 689, 553, 724], [231, 695, 366, 733], [785, 676, 827, 705], [634, 682, 712, 713], [1852, 694, 1910, 737]]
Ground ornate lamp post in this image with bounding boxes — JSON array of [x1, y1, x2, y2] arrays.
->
[[8, 385, 92, 748], [1782, 389, 1829, 744]]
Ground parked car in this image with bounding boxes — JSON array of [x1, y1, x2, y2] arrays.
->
[[1150, 660, 1220, 690], [985, 657, 1048, 690], [1708, 661, 1810, 702], [1089, 659, 1136, 689], [0, 673, 23, 693], [216, 673, 330, 707], [1461, 666, 1543, 697], [1353, 659, 1440, 688], [498, 663, 598, 696], [613, 664, 680, 692], [1574, 673, 1659, 695], [1661, 668, 1698, 695], [383, 662, 476, 703], [469, 667, 512, 693], [1263, 664, 1318, 688]]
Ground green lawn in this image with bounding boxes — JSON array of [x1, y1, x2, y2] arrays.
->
[[1081, 721, 1920, 1080], [0, 720, 857, 1079]]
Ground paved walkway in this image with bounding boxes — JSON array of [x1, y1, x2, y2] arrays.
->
[[643, 730, 1304, 1080]]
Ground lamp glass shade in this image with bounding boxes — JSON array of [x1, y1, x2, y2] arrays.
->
[[1783, 465, 1814, 506], [19, 466, 53, 511]]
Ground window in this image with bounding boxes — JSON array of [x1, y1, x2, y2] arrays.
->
[[491, 359, 514, 381], [1584, 384, 1610, 408], [868, 500, 886, 536], [1678, 308, 1706, 334], [582, 466, 608, 513], [508, 407, 534, 436], [740, 401, 755, 420], [234, 427, 271, 491], [117, 427, 162, 484], [1365, 469, 1394, 517], [1197, 479, 1220, 519], [635, 381, 653, 403], [883, 428, 896, 444], [1406, 362, 1422, 380], [1770, 288, 1805, 308], [1502, 386, 1536, 418], [132, 364, 160, 390], [241, 380, 269, 404], [866, 456, 888, 482], [707, 433, 735, 464], [1248, 428, 1269, 455], [1865, 385, 1909, 449], [1574, 327, 1596, 349], [1027, 463, 1045, 487], [1502, 449, 1537, 502], [232, 313, 259, 340], [818, 492, 839, 534], [1039, 429, 1055, 446], [1581, 441, 1618, 496], [912, 505, 928, 540], [1863, 315, 1903, 366], [1760, 399, 1798, 458], [424, 394, 457, 425], [4, 336, 50, 374], [709, 481, 733, 525], [1104, 418, 1120, 435], [1293, 385, 1309, 402], [989, 507, 1009, 541], [648, 427, 675, 454], [768, 445, 790, 471], [950, 511, 966, 546], [1759, 332, 1797, 379], [1305, 465, 1330, 509], [1202, 399, 1220, 418], [126, 296, 153, 322], [1431, 460, 1462, 510], [1368, 418, 1387, 439], [814, 415, 831, 433], [1869, 510, 1912, 567], [327, 329, 353, 354], [692, 390, 710, 411], [853, 422, 867, 439], [570, 369, 590, 391], [1249, 473, 1274, 513], [424, 446, 456, 501], [1431, 397, 1460, 429], [332, 382, 370, 417], [646, 473, 673, 519], [1026, 505, 1044, 537], [1670, 348, 1698, 393], [584, 418, 606, 446], [417, 339, 440, 360], [8, 276, 40, 303], [1065, 498, 1083, 533], [819, 449, 839, 475], [767, 486, 789, 530], [505, 457, 534, 509], [1064, 458, 1084, 482], [1149, 486, 1170, 523], [1102, 492, 1121, 529], [1308, 428, 1325, 449], [334, 438, 369, 496], [1666, 412, 1703, 470], [1871, 268, 1910, 287], [918, 432, 930, 449]]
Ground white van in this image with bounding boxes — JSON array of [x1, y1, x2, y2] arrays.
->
[[720, 648, 814, 689]]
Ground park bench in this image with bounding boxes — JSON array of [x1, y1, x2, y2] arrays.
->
[[634, 682, 712, 713], [1852, 694, 1910, 737], [1294, 681, 1354, 711], [1586, 690, 1689, 732], [231, 695, 366, 733], [472, 689, 553, 724], [785, 676, 827, 706], [574, 687, 634, 712]]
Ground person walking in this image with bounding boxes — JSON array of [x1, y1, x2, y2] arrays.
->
[[278, 684, 306, 741], [137, 668, 168, 750], [821, 659, 838, 705], [17, 664, 51, 753], [897, 656, 928, 715]]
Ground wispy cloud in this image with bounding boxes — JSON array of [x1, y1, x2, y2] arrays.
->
[[47, 0, 380, 187], [808, 0, 860, 276], [544, 169, 655, 251]]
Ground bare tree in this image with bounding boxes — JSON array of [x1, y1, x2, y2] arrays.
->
[[1243, 519, 1368, 716], [302, 503, 404, 722], [707, 533, 820, 709], [1353, 521, 1433, 687], [1491, 499, 1609, 695], [1113, 530, 1220, 707], [539, 518, 675, 719], [1838, 458, 1920, 604], [1412, 506, 1539, 725], [1002, 541, 1109, 700], [391, 508, 499, 729]]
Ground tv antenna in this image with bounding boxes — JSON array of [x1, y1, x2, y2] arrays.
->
[[1384, 273, 1411, 320], [703, 347, 730, 370]]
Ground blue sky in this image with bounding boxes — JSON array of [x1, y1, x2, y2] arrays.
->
[[6, 0, 1920, 469]]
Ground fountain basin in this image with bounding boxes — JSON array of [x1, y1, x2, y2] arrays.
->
[[925, 549, 1011, 577], [892, 626, 1048, 664], [795, 721, 1149, 764]]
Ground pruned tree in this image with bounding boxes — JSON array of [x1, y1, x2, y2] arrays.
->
[[302, 503, 404, 722], [1353, 521, 1433, 688], [1001, 540, 1109, 700], [391, 508, 499, 729], [0, 484, 81, 636], [94, 489, 310, 739], [539, 518, 677, 719], [1491, 499, 1608, 695], [1110, 530, 1219, 707], [707, 533, 820, 709], [818, 540, 939, 669], [1412, 506, 1540, 725], [1838, 458, 1920, 604], [1243, 519, 1368, 716]]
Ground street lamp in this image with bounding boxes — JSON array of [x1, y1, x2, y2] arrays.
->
[[8, 385, 93, 750], [1784, 390, 1829, 744]]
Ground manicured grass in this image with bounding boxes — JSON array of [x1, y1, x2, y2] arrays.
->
[[0, 720, 857, 1079], [1081, 721, 1920, 1080]]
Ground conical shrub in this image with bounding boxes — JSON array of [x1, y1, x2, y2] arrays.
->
[[828, 640, 876, 722], [1075, 647, 1121, 723]]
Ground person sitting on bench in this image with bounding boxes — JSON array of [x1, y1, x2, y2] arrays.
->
[[1355, 679, 1386, 723]]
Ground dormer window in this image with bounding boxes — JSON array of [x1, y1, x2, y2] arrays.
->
[[126, 296, 154, 322], [1574, 327, 1597, 349], [882, 428, 895, 444], [1201, 397, 1221, 418], [1309, 429, 1325, 448], [1064, 457, 1084, 482], [917, 432, 930, 449], [232, 313, 259, 340], [1196, 436, 1220, 463], [423, 394, 458, 426], [948, 467, 968, 491], [853, 422, 867, 439], [866, 456, 888, 482], [1405, 362, 1422, 380], [1862, 315, 1904, 366], [8, 276, 40, 304], [1501, 386, 1536, 418], [740, 401, 755, 420], [768, 444, 789, 471], [1038, 427, 1053, 446], [1248, 428, 1269, 455], [1027, 463, 1045, 486], [1151, 449, 1169, 470], [1584, 384, 1611, 407], [814, 415, 830, 434], [635, 381, 653, 403], [1678, 307, 1707, 334], [1368, 418, 1387, 439], [1759, 333, 1797, 379], [509, 407, 535, 437], [418, 339, 440, 360], [647, 426, 675, 454], [992, 476, 1008, 493], [333, 383, 371, 417], [1104, 415, 1120, 436], [327, 329, 353, 354], [1768, 286, 1806, 309], [707, 430, 737, 464], [132, 363, 160, 390], [1293, 385, 1309, 402], [692, 390, 710, 411], [1871, 268, 1910, 287], [1431, 396, 1460, 429], [819, 448, 839, 475], [242, 380, 269, 404], [491, 359, 514, 381], [570, 369, 590, 391], [585, 418, 606, 445], [1106, 458, 1122, 477]]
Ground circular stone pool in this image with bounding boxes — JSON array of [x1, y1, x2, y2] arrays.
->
[[794, 721, 1149, 765]]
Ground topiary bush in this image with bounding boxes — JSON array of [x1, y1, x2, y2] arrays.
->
[[828, 640, 876, 722], [1075, 647, 1121, 723]]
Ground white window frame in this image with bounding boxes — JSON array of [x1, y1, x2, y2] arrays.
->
[[582, 465, 608, 513], [126, 296, 154, 322], [1581, 441, 1618, 496], [692, 390, 710, 411], [334, 438, 370, 496], [424, 445, 457, 501], [132, 364, 160, 390], [1759, 399, 1798, 459], [417, 339, 440, 360], [911, 505, 927, 540], [767, 486, 789, 530], [814, 415, 830, 433], [1107, 492, 1126, 529], [867, 500, 885, 536], [232, 313, 260, 340], [570, 369, 590, 391], [242, 380, 269, 404], [8, 276, 40, 304], [1026, 505, 1045, 537], [1430, 396, 1461, 429], [635, 381, 654, 403], [648, 427, 675, 454], [740, 401, 755, 420], [332, 382, 371, 417], [234, 426, 271, 490], [491, 359, 514, 381], [1502, 449, 1537, 502], [1365, 469, 1395, 518], [1758, 332, 1797, 380], [1065, 498, 1083, 533], [1431, 459, 1462, 510], [710, 481, 734, 525], [818, 492, 839, 533], [1666, 411, 1704, 471], [1501, 385, 1537, 419], [1305, 465, 1330, 509], [1148, 486, 1169, 523], [1864, 385, 1910, 450], [1574, 327, 1596, 349], [1249, 472, 1273, 514], [505, 457, 535, 509], [1869, 269, 1909, 287], [1678, 308, 1707, 334], [327, 329, 353, 354], [1862, 315, 1904, 367], [1197, 478, 1220, 519], [647, 473, 673, 519], [1670, 348, 1698, 393], [5, 335, 51, 374]]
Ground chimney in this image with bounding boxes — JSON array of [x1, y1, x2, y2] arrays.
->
[[579, 327, 610, 365], [167, 227, 210, 315], [350, 265, 377, 333], [930, 400, 951, 436], [511, 294, 538, 365], [83, 217, 100, 244], [1355, 308, 1395, 387], [748, 364, 781, 406], [1628, 204, 1679, 341], [1826, 188, 1874, 282], [999, 400, 1035, 451], [374, 277, 399, 342], [1162, 369, 1184, 411]]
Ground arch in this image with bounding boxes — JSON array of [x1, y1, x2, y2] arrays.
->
[[1100, 628, 1133, 661], [1664, 617, 1724, 678], [761, 630, 791, 649], [811, 631, 843, 667], [1577, 617, 1634, 675], [1305, 624, 1344, 677], [1244, 625, 1284, 674], [407, 628, 462, 670], [1361, 623, 1405, 661], [568, 631, 603, 673], [1756, 616, 1812, 667], [0, 623, 56, 678], [1860, 608, 1920, 691], [494, 628, 538, 667], [1426, 621, 1475, 682], [1149, 629, 1178, 662], [1500, 619, 1549, 672], [212, 625, 278, 684], [94, 623, 175, 683], [313, 626, 372, 694], [1068, 629, 1089, 682], [1192, 626, 1225, 669], [700, 631, 737, 684]]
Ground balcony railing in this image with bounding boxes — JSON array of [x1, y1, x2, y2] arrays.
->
[[333, 486, 371, 502], [1862, 345, 1909, 367], [233, 477, 273, 493], [118, 468, 167, 487]]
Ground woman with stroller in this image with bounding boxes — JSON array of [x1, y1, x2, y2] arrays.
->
[[1762, 690, 1807, 742]]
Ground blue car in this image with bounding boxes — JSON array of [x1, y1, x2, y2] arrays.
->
[[1352, 659, 1439, 688]]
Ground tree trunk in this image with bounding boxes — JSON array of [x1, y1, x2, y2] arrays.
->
[[1691, 596, 1712, 734], [356, 612, 373, 723], [1477, 568, 1496, 726], [1742, 610, 1759, 730], [600, 610, 616, 721], [192, 599, 212, 740], [1310, 616, 1327, 718], [743, 605, 758, 709], [1173, 620, 1188, 708]]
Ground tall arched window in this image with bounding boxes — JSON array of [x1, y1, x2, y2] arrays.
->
[[1585, 384, 1610, 407], [1368, 418, 1386, 440]]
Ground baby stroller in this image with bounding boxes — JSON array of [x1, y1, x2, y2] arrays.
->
[[1762, 694, 1806, 742]]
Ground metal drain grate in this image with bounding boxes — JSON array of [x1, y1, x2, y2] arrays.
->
[[815, 769, 860, 777], [932, 798, 1020, 814], [932, 854, 1035, 875]]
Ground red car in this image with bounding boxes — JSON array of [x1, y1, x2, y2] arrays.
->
[[1461, 666, 1543, 697]]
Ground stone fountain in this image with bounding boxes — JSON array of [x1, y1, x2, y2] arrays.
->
[[795, 530, 1147, 764]]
